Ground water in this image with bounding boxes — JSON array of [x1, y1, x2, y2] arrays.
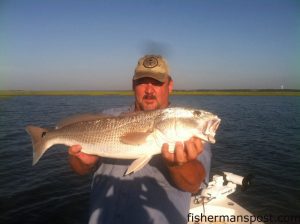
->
[[1, 96, 299, 223]]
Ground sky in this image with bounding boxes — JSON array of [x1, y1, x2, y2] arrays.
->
[[0, 0, 299, 90]]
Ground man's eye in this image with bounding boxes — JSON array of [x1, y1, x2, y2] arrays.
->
[[153, 81, 164, 86], [136, 80, 163, 86]]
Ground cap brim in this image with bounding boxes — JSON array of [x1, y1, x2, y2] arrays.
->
[[133, 72, 167, 82]]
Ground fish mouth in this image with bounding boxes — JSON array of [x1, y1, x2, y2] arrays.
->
[[210, 117, 221, 133], [194, 117, 221, 144], [202, 117, 221, 143]]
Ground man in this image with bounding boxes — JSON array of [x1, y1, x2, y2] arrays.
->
[[68, 55, 211, 224]]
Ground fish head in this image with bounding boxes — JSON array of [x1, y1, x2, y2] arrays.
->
[[188, 109, 221, 143], [155, 108, 221, 144]]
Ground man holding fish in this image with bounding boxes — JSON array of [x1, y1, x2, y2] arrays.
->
[[66, 55, 213, 224]]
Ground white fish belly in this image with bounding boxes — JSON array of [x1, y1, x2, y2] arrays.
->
[[79, 141, 160, 159]]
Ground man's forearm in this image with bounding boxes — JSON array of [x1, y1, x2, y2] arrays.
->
[[167, 160, 205, 193]]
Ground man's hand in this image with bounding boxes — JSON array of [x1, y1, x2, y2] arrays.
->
[[68, 145, 100, 175], [161, 137, 205, 193], [161, 137, 203, 166]]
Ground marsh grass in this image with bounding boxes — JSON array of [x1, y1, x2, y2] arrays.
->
[[0, 90, 299, 96], [0, 90, 134, 96], [172, 90, 300, 96]]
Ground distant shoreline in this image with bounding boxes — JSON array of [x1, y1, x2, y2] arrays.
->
[[1, 89, 300, 97]]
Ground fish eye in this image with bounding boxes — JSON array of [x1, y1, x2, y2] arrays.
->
[[193, 110, 202, 116]]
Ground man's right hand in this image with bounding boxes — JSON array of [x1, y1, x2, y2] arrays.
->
[[68, 145, 100, 175]]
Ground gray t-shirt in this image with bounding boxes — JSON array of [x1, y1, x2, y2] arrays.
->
[[88, 106, 212, 224]]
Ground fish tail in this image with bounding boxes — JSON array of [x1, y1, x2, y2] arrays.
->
[[25, 125, 49, 165]]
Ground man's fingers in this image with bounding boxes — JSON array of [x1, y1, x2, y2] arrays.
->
[[174, 142, 187, 164], [161, 143, 174, 162], [185, 141, 198, 161], [68, 145, 82, 156], [193, 137, 203, 154], [69, 146, 99, 165]]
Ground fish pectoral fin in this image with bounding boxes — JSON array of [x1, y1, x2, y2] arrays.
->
[[124, 156, 152, 176], [120, 131, 152, 145]]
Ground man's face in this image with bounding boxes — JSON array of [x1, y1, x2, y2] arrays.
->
[[133, 77, 173, 111]]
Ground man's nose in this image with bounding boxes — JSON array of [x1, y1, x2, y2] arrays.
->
[[145, 83, 154, 94]]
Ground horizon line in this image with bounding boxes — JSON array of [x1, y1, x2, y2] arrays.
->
[[1, 89, 300, 92]]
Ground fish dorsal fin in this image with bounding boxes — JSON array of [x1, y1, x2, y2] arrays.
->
[[56, 113, 109, 129], [120, 131, 152, 145]]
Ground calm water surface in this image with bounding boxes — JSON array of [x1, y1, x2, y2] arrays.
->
[[0, 96, 299, 223]]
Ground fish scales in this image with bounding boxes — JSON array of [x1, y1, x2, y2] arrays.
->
[[41, 111, 158, 156]]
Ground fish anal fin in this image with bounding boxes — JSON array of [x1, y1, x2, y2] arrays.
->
[[120, 131, 152, 145], [124, 156, 152, 175]]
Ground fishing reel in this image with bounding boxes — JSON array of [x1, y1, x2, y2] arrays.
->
[[198, 172, 254, 202]]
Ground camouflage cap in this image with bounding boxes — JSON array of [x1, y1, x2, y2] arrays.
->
[[133, 55, 170, 82]]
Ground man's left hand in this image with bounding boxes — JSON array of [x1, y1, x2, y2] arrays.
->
[[161, 137, 203, 166]]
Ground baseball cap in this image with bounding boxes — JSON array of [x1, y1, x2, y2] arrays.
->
[[133, 55, 170, 82]]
